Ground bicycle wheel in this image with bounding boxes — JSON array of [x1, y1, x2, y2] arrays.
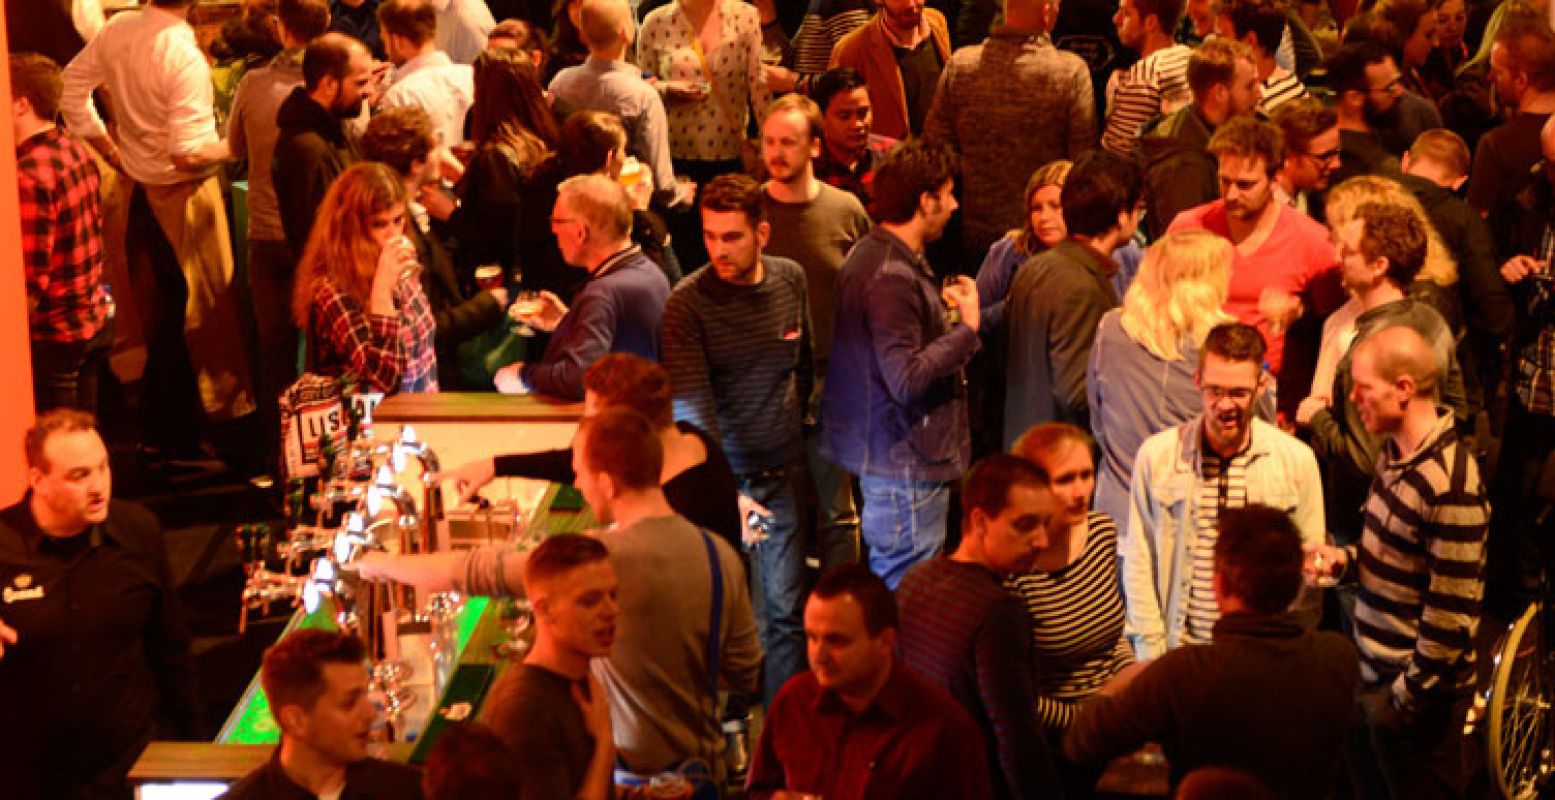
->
[[1487, 602, 1555, 800]]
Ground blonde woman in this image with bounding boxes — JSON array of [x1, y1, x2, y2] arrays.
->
[[292, 162, 438, 394], [1087, 230, 1235, 529], [1309, 175, 1462, 402], [976, 160, 1145, 333]]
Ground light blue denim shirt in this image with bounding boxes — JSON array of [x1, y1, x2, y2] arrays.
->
[[1121, 415, 1325, 660]]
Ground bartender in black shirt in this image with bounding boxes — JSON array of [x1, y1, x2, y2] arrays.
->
[[0, 409, 199, 799]]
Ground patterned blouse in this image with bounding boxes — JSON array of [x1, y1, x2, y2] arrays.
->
[[309, 274, 438, 394], [1005, 511, 1133, 730], [638, 0, 771, 162]]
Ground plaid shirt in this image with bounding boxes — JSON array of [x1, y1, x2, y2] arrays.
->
[[815, 133, 896, 216], [309, 275, 438, 394], [1517, 225, 1555, 415], [17, 127, 108, 343]]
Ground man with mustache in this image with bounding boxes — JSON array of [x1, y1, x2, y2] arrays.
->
[[1121, 323, 1325, 660], [660, 172, 814, 701], [1168, 116, 1341, 420], [0, 409, 199, 799]]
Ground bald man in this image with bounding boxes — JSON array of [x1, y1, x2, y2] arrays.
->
[[547, 0, 688, 209], [1307, 325, 1489, 800]]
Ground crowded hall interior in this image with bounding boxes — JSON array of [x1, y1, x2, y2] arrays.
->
[[9, 0, 1555, 796]]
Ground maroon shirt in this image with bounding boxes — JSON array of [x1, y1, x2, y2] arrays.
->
[[746, 660, 994, 800]]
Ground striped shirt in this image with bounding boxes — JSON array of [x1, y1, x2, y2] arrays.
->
[[898, 557, 1062, 798], [1102, 44, 1193, 155], [661, 255, 813, 474], [1352, 411, 1489, 712], [1185, 446, 1251, 644], [790, 0, 872, 76], [1258, 66, 1308, 116], [1006, 512, 1133, 730]]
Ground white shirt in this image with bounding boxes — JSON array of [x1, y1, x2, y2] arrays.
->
[[380, 50, 475, 147], [431, 0, 495, 65], [60, 5, 221, 185]]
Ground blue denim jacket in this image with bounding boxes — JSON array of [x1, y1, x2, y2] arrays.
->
[[1121, 415, 1326, 660], [819, 227, 979, 481]]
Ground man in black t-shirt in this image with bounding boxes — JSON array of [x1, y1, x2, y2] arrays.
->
[[221, 630, 422, 800], [479, 535, 619, 800]]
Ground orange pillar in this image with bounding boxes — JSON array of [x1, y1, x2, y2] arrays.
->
[[0, 13, 39, 503]]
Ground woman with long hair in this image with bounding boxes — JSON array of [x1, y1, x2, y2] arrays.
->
[[544, 0, 588, 83], [455, 48, 562, 276], [1088, 230, 1235, 528], [1006, 423, 1133, 791], [292, 162, 438, 394]]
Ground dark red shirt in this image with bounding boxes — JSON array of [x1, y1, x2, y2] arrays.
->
[[16, 127, 108, 343], [746, 661, 994, 800]]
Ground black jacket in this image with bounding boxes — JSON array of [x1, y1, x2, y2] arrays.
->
[[273, 87, 357, 257], [1138, 105, 1218, 241], [408, 220, 505, 390], [1065, 612, 1359, 800]]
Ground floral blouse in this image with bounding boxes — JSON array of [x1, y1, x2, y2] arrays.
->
[[638, 0, 771, 162]]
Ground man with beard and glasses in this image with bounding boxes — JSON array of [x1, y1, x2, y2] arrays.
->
[[661, 173, 814, 701], [1269, 97, 1341, 218], [1326, 42, 1407, 186], [274, 33, 372, 258], [819, 140, 978, 590], [1121, 323, 1325, 660], [758, 95, 872, 571], [1168, 116, 1341, 420]]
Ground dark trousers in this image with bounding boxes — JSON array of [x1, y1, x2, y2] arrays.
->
[[247, 238, 299, 472], [1486, 400, 1555, 617], [127, 184, 204, 453], [666, 158, 743, 271], [31, 318, 114, 414], [1348, 689, 1475, 799]]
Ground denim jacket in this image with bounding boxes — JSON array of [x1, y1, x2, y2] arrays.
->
[[1121, 415, 1325, 660], [819, 227, 979, 481]]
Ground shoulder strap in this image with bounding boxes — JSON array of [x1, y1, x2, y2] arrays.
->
[[697, 527, 723, 711]]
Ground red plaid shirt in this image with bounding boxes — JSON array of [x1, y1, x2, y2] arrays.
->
[[309, 275, 438, 394], [815, 133, 897, 218], [17, 127, 108, 343]]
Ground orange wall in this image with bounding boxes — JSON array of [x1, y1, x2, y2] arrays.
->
[[0, 14, 39, 502]]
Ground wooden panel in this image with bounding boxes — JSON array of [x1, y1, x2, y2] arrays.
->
[[128, 742, 273, 783], [375, 391, 586, 424]]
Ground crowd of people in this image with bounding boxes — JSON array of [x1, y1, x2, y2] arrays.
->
[[9, 0, 1555, 796]]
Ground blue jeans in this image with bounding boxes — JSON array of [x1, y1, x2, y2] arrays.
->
[[858, 476, 951, 590], [741, 460, 808, 702]]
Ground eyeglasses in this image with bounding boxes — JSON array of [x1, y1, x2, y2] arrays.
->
[[1200, 384, 1258, 402]]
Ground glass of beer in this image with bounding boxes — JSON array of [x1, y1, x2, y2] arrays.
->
[[475, 265, 504, 292], [511, 291, 544, 337]]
